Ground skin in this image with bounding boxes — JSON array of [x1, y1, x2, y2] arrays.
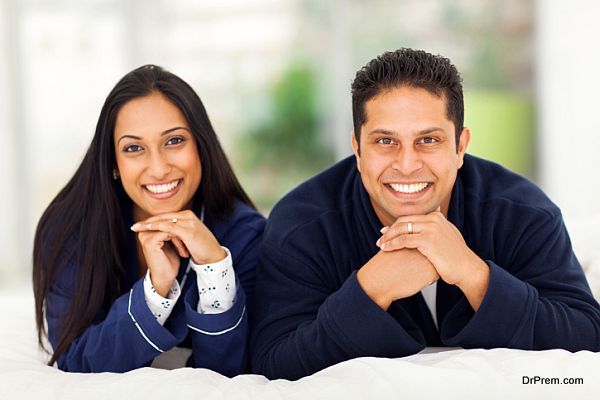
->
[[353, 86, 489, 312], [114, 91, 225, 297]]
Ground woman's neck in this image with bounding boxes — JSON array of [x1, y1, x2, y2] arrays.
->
[[132, 205, 150, 224], [136, 238, 148, 277]]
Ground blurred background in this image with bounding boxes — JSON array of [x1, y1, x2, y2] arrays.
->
[[1, 0, 599, 288]]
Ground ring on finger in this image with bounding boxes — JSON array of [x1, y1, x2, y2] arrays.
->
[[407, 221, 413, 234], [172, 217, 178, 224]]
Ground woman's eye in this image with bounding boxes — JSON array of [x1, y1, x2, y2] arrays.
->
[[166, 136, 184, 146], [124, 144, 143, 152], [377, 137, 394, 145]]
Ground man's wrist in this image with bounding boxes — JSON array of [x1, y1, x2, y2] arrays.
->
[[356, 268, 392, 310], [455, 255, 490, 311]]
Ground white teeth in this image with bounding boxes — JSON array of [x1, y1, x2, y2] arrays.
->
[[389, 182, 429, 194], [145, 180, 179, 194]]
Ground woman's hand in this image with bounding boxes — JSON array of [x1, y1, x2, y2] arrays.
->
[[131, 209, 226, 266], [137, 230, 183, 297]]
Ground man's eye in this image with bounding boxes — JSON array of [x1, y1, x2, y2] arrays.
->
[[418, 137, 438, 144], [377, 137, 394, 145], [124, 144, 143, 152], [166, 136, 184, 146]]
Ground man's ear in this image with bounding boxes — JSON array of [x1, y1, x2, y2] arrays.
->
[[457, 127, 471, 169], [351, 131, 361, 172]]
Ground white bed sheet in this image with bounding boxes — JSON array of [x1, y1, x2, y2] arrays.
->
[[1, 286, 599, 400], [3, 215, 600, 399]]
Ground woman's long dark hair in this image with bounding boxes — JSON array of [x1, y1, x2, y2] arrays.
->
[[33, 65, 255, 366]]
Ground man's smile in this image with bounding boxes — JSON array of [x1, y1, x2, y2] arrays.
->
[[384, 181, 432, 200], [388, 182, 430, 193]]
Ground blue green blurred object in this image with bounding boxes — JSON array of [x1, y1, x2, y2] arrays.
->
[[464, 90, 534, 178], [235, 62, 334, 211]]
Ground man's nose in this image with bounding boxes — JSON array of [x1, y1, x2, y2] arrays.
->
[[391, 147, 423, 176]]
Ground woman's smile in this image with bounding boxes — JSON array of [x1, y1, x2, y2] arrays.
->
[[142, 178, 183, 200]]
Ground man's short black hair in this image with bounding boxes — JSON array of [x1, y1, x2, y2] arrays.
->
[[351, 48, 464, 150]]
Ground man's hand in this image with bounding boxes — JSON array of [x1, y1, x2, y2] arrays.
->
[[377, 211, 490, 311], [357, 249, 439, 310]]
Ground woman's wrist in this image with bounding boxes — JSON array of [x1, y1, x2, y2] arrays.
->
[[149, 271, 177, 298], [191, 244, 227, 265]]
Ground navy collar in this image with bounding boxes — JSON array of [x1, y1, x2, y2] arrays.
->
[[447, 173, 464, 233], [352, 168, 466, 333], [354, 168, 465, 238]]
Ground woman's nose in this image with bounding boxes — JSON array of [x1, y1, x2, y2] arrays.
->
[[147, 151, 172, 179]]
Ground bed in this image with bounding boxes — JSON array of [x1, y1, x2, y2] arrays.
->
[[1, 216, 599, 400]]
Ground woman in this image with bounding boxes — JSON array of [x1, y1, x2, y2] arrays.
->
[[33, 65, 265, 375]]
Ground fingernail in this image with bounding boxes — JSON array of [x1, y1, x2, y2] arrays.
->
[[130, 223, 140, 231], [146, 223, 152, 229], [380, 226, 389, 234], [376, 238, 381, 247], [380, 242, 386, 250]]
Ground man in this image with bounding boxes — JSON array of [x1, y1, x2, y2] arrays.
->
[[250, 48, 600, 380]]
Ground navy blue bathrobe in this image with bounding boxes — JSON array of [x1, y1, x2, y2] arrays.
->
[[250, 154, 600, 380], [46, 201, 265, 375]]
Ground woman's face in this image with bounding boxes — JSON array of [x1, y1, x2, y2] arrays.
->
[[114, 91, 202, 221]]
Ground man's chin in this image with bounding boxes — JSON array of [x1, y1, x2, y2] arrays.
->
[[392, 204, 438, 218]]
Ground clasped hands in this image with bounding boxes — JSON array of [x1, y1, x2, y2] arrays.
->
[[130, 210, 226, 297], [357, 208, 489, 311]]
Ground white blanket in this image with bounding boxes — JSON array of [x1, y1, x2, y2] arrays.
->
[[1, 216, 599, 400], [1, 286, 599, 400]]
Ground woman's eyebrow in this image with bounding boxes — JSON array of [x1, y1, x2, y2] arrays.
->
[[117, 127, 190, 144], [116, 134, 142, 144], [161, 126, 190, 135]]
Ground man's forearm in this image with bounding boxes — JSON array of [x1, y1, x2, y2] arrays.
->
[[455, 256, 490, 311], [356, 249, 439, 311], [252, 271, 426, 379]]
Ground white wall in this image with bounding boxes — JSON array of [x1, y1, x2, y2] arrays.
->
[[0, 0, 296, 287], [0, 0, 22, 286], [537, 0, 600, 220]]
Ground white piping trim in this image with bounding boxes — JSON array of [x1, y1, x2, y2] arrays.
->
[[187, 306, 246, 336], [179, 263, 192, 290], [128, 289, 164, 352]]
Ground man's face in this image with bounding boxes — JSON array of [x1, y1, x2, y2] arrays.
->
[[352, 86, 470, 227]]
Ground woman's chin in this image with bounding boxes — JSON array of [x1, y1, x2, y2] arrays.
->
[[149, 207, 181, 216], [133, 203, 182, 220]]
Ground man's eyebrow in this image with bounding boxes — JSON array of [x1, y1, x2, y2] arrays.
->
[[368, 129, 397, 136], [415, 127, 445, 135], [117, 127, 190, 144], [367, 127, 445, 136]]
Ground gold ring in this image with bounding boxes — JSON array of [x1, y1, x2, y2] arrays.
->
[[172, 218, 178, 224], [407, 221, 413, 234]]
